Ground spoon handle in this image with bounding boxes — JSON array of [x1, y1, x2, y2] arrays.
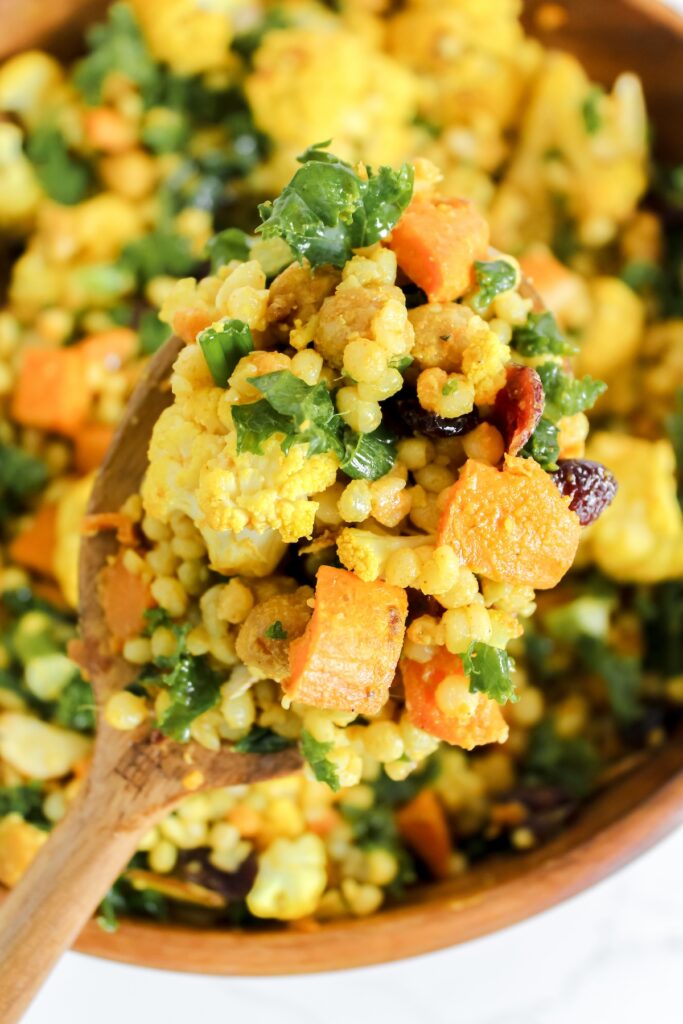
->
[[0, 775, 145, 1024]]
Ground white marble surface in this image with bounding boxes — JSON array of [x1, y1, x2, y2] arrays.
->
[[17, 0, 683, 1020]]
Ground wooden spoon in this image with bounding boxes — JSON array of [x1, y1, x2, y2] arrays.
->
[[0, 336, 302, 1023]]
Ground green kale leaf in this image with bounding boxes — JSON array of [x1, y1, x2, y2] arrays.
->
[[340, 426, 397, 481], [300, 729, 340, 792], [206, 228, 252, 271], [198, 319, 254, 387], [581, 86, 604, 135], [524, 719, 601, 799], [0, 445, 48, 525], [53, 675, 96, 734], [575, 635, 643, 724], [154, 628, 221, 742], [138, 310, 171, 356], [257, 143, 414, 268], [74, 3, 161, 106], [519, 416, 560, 471], [536, 361, 606, 422], [233, 725, 294, 753], [471, 259, 517, 314], [512, 312, 578, 358], [0, 783, 50, 829], [462, 642, 518, 705], [25, 125, 93, 205], [118, 231, 197, 287]]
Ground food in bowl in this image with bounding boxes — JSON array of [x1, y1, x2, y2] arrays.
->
[[0, 0, 680, 930]]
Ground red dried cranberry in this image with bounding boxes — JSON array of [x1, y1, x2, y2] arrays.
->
[[387, 392, 480, 439], [551, 459, 618, 525], [492, 365, 544, 455]]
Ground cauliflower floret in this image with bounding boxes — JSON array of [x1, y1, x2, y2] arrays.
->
[[247, 835, 327, 920], [583, 433, 683, 582], [201, 525, 286, 579], [197, 435, 338, 543], [0, 713, 91, 780], [460, 315, 510, 405], [337, 528, 431, 582], [143, 361, 339, 562], [53, 473, 95, 608]]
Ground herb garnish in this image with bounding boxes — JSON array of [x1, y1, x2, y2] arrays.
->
[[300, 729, 340, 791], [462, 642, 518, 705], [512, 311, 578, 358], [471, 259, 517, 313], [257, 142, 414, 268]]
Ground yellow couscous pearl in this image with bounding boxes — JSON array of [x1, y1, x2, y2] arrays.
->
[[384, 547, 421, 587], [122, 637, 152, 665], [435, 674, 479, 718], [290, 347, 323, 385], [442, 604, 492, 653], [363, 848, 398, 886], [149, 840, 178, 874], [343, 339, 386, 383], [397, 437, 433, 471], [150, 626, 177, 661], [151, 576, 189, 618], [217, 579, 254, 624], [104, 691, 148, 731], [337, 480, 372, 522], [462, 423, 505, 465], [363, 721, 404, 763], [336, 386, 382, 434]]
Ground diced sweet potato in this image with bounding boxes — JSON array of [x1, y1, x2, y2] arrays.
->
[[388, 196, 489, 303], [285, 566, 408, 715], [396, 788, 452, 880], [98, 554, 154, 644], [8, 503, 57, 578], [73, 424, 115, 472], [11, 347, 91, 436], [402, 647, 508, 749], [437, 456, 581, 589]]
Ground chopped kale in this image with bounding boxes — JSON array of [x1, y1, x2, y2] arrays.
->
[[300, 729, 340, 791], [462, 642, 518, 705], [371, 757, 440, 807], [138, 310, 171, 355], [581, 86, 604, 135], [233, 369, 397, 478], [340, 802, 416, 893], [198, 319, 254, 387], [512, 312, 578, 358], [0, 445, 48, 525], [575, 634, 644, 724], [639, 581, 683, 678], [471, 259, 517, 314], [74, 2, 161, 106], [25, 125, 93, 205], [97, 874, 168, 933], [524, 720, 601, 799], [206, 228, 252, 271], [264, 621, 288, 641], [53, 675, 96, 734], [118, 230, 198, 287], [258, 143, 414, 268], [519, 416, 560, 471], [153, 628, 221, 742], [340, 426, 397, 481], [620, 260, 662, 294], [0, 782, 50, 829], [535, 361, 606, 422], [233, 725, 294, 754], [234, 370, 343, 457]]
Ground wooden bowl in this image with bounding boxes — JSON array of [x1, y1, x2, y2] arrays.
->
[[1, 0, 682, 975]]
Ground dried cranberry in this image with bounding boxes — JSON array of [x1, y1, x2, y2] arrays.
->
[[386, 392, 480, 439], [177, 848, 258, 901], [551, 459, 618, 525], [492, 365, 544, 455]]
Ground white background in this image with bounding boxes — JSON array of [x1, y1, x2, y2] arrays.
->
[[19, 1, 683, 1021]]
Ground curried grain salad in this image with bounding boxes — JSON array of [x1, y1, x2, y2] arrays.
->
[[0, 0, 681, 929]]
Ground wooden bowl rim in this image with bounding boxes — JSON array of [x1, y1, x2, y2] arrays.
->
[[62, 739, 683, 975]]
